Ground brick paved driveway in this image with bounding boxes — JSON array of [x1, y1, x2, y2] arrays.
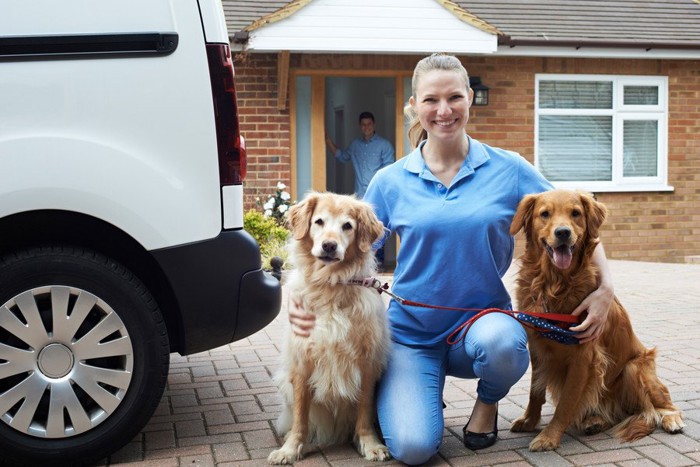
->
[[103, 260, 700, 466]]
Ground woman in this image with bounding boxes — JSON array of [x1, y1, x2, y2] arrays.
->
[[289, 53, 614, 465]]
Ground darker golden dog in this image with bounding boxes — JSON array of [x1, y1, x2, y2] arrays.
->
[[509, 189, 684, 451], [268, 192, 390, 464]]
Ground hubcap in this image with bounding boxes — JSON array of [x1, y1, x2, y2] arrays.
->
[[37, 343, 74, 378], [0, 286, 134, 438]]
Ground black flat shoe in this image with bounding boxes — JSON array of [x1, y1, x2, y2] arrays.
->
[[462, 405, 498, 450]]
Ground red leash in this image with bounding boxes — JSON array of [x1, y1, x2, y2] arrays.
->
[[348, 278, 581, 344]]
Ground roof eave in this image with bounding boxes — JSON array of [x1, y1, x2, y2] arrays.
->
[[499, 36, 700, 51]]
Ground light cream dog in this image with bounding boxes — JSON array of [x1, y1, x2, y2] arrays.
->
[[268, 192, 391, 465]]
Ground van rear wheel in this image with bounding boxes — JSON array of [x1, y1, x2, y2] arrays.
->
[[0, 246, 169, 465]]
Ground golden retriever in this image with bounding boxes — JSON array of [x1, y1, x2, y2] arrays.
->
[[509, 189, 684, 451], [267, 192, 391, 465]]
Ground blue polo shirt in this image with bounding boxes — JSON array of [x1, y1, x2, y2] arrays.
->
[[364, 137, 552, 345], [336, 133, 395, 197]]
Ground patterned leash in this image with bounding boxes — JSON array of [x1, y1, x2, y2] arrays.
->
[[348, 277, 581, 345]]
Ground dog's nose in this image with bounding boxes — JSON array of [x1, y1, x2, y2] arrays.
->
[[322, 241, 337, 254], [554, 227, 571, 240]]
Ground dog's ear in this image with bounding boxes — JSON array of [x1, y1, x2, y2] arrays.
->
[[511, 194, 538, 236], [580, 192, 607, 240], [287, 193, 318, 240], [356, 203, 385, 253]]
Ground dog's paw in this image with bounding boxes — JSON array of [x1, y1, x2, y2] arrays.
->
[[661, 412, 685, 434], [582, 414, 608, 435], [267, 444, 303, 465], [357, 436, 391, 462], [529, 433, 560, 452], [510, 415, 539, 432], [364, 443, 391, 462]]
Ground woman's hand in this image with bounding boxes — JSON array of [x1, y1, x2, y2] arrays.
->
[[570, 242, 614, 344], [570, 283, 614, 344], [288, 294, 315, 337]]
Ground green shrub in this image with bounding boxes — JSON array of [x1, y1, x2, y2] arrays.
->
[[244, 209, 290, 269]]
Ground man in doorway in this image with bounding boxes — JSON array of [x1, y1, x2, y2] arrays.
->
[[325, 111, 394, 269], [325, 111, 395, 198]]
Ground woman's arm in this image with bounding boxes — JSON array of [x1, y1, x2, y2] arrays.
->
[[569, 243, 614, 343], [287, 293, 315, 337]]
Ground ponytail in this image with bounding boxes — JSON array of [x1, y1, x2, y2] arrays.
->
[[404, 102, 427, 149]]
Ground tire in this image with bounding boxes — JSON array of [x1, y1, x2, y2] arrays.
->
[[0, 246, 169, 466]]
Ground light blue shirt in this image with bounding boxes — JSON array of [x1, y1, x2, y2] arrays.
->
[[336, 133, 395, 198], [364, 137, 552, 345]]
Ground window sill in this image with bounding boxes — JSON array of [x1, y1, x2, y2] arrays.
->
[[551, 182, 674, 193]]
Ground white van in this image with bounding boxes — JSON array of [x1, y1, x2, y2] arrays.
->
[[0, 0, 281, 464]]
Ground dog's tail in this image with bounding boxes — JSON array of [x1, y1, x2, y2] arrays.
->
[[611, 347, 663, 441], [613, 412, 658, 441]]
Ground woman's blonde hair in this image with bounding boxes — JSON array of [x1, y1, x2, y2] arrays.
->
[[405, 53, 470, 149]]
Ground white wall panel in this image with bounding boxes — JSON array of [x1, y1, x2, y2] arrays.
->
[[248, 0, 497, 54]]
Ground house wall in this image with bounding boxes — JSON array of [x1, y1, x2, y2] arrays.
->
[[233, 52, 700, 263]]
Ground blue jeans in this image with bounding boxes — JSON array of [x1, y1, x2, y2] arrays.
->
[[376, 313, 529, 465]]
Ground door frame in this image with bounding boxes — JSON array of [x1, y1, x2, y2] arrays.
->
[[289, 69, 411, 200]]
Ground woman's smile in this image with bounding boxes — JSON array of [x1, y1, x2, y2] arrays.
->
[[434, 118, 459, 127]]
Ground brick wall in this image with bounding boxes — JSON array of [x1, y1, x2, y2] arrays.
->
[[233, 52, 700, 263], [234, 53, 291, 208]]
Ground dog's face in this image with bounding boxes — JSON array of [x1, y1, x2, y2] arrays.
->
[[511, 190, 607, 270], [287, 192, 384, 266]]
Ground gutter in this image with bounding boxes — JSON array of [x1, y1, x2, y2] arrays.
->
[[499, 35, 700, 51]]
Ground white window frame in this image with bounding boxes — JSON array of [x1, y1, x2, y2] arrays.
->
[[535, 74, 672, 192]]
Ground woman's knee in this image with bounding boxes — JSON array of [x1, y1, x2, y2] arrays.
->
[[468, 317, 529, 385], [472, 316, 528, 359], [385, 433, 439, 466]]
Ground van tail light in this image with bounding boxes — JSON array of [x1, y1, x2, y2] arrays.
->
[[206, 43, 246, 185]]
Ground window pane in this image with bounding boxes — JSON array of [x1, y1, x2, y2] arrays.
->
[[623, 120, 658, 177], [539, 81, 613, 109], [539, 116, 612, 181], [624, 86, 658, 105]]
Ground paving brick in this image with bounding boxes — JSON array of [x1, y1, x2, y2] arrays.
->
[[517, 448, 573, 467], [175, 419, 206, 438], [243, 429, 279, 450], [179, 433, 242, 447], [191, 364, 217, 378], [107, 440, 144, 464], [237, 412, 279, 423], [635, 444, 697, 466], [207, 420, 270, 435], [618, 459, 663, 467], [212, 441, 249, 463], [232, 399, 263, 417], [651, 431, 700, 453], [203, 408, 236, 426], [449, 450, 525, 466], [567, 448, 642, 465], [110, 459, 179, 467], [195, 384, 225, 400], [166, 372, 192, 385], [177, 453, 215, 467], [221, 376, 251, 393], [144, 430, 176, 451], [142, 444, 211, 461], [169, 393, 199, 409], [583, 433, 657, 451], [216, 461, 271, 467]]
